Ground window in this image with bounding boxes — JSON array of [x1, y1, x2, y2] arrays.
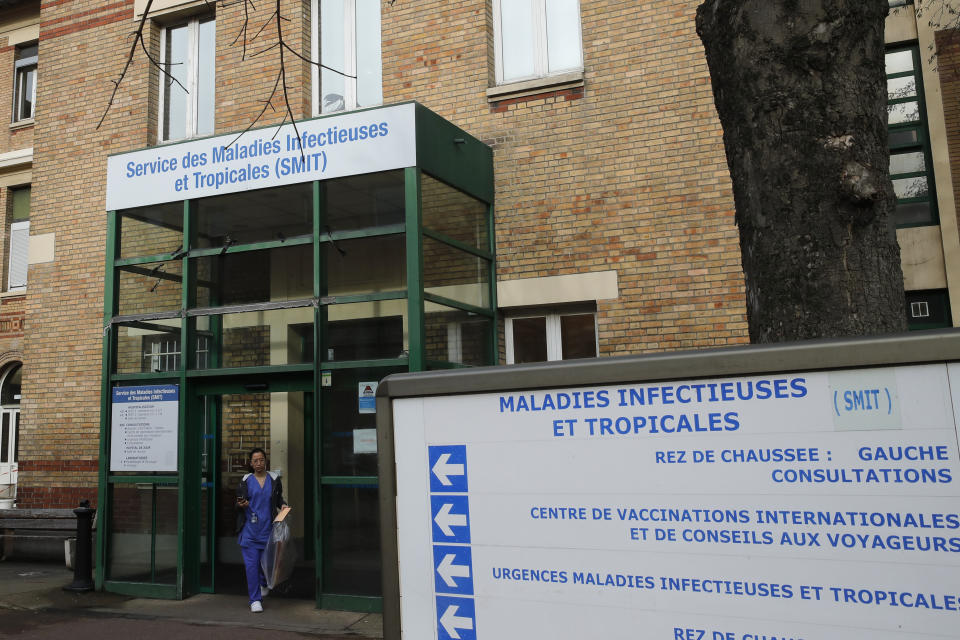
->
[[0, 363, 21, 494], [142, 334, 210, 372], [886, 46, 937, 227], [7, 187, 29, 292], [160, 15, 215, 141], [505, 307, 597, 364], [317, 0, 382, 114], [12, 42, 37, 123], [493, 0, 583, 85], [905, 290, 951, 330]]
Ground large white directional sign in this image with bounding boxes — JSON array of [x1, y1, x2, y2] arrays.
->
[[392, 363, 960, 640]]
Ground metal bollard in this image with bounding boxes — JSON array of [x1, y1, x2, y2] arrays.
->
[[64, 500, 95, 592]]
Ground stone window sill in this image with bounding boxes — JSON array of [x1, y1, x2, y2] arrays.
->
[[486, 71, 585, 103], [9, 119, 34, 131]]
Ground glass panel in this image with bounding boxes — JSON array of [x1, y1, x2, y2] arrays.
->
[[1, 364, 21, 405], [114, 319, 182, 374], [890, 151, 925, 176], [512, 316, 547, 363], [560, 313, 596, 360], [196, 18, 216, 136], [887, 75, 916, 100], [117, 260, 183, 316], [16, 43, 36, 59], [326, 300, 407, 360], [108, 483, 178, 583], [15, 66, 35, 121], [321, 367, 404, 476], [108, 483, 153, 581], [889, 128, 919, 147], [118, 203, 183, 259], [194, 183, 312, 248], [321, 0, 347, 113], [885, 50, 914, 75], [154, 485, 179, 583], [321, 485, 380, 596], [421, 174, 489, 250], [356, 0, 382, 108], [195, 308, 314, 369], [327, 235, 406, 297], [425, 302, 493, 366], [194, 244, 313, 308], [546, 0, 581, 73], [11, 187, 30, 222], [905, 290, 951, 328], [888, 101, 920, 125], [895, 201, 934, 226], [423, 238, 490, 308], [1, 414, 8, 464], [500, 0, 537, 81], [325, 170, 405, 232], [163, 23, 190, 140], [893, 176, 928, 199], [218, 392, 312, 596]]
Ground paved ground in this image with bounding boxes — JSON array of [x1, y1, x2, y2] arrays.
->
[[0, 561, 383, 638]]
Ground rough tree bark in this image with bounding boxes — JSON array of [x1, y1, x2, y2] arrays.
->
[[696, 0, 907, 342]]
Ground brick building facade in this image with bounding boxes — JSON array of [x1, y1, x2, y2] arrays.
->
[[0, 0, 954, 605]]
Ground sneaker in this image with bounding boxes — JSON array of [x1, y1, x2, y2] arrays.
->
[[250, 601, 263, 613], [260, 586, 270, 597]]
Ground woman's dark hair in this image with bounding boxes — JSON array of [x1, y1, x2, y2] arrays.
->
[[250, 447, 267, 461]]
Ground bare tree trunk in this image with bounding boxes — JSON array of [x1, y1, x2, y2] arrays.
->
[[696, 0, 907, 342]]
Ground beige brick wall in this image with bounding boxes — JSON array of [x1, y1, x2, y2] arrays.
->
[[381, 0, 748, 354], [19, 0, 749, 507]]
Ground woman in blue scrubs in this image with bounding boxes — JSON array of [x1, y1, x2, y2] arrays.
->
[[235, 447, 286, 612]]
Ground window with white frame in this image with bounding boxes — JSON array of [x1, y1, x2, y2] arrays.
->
[[12, 42, 37, 123], [505, 307, 597, 364], [7, 187, 29, 292], [142, 334, 210, 372], [315, 0, 382, 114], [493, 0, 583, 85], [159, 15, 215, 141]]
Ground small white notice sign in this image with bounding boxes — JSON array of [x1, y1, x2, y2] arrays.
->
[[110, 385, 179, 472], [354, 428, 378, 454]]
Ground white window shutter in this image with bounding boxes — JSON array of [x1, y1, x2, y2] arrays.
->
[[8, 221, 29, 290]]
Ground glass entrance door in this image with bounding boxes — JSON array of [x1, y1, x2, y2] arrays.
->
[[193, 380, 314, 597], [317, 365, 403, 609]]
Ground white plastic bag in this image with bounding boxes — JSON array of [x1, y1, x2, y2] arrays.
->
[[260, 517, 297, 589]]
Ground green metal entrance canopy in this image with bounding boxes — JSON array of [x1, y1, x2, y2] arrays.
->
[[98, 102, 495, 610]]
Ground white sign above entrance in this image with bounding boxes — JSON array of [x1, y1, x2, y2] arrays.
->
[[391, 363, 960, 640], [105, 103, 417, 211]]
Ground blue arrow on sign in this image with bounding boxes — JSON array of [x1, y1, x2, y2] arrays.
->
[[436, 595, 477, 640], [431, 495, 471, 544], [428, 445, 469, 493], [433, 545, 474, 595]]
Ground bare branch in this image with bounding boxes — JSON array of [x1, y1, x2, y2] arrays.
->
[[98, 0, 156, 129]]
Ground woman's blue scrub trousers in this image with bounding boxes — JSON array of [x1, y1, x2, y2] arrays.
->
[[241, 543, 267, 603]]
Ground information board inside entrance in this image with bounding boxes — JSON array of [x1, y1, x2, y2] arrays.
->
[[110, 384, 179, 472], [391, 363, 960, 640]]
